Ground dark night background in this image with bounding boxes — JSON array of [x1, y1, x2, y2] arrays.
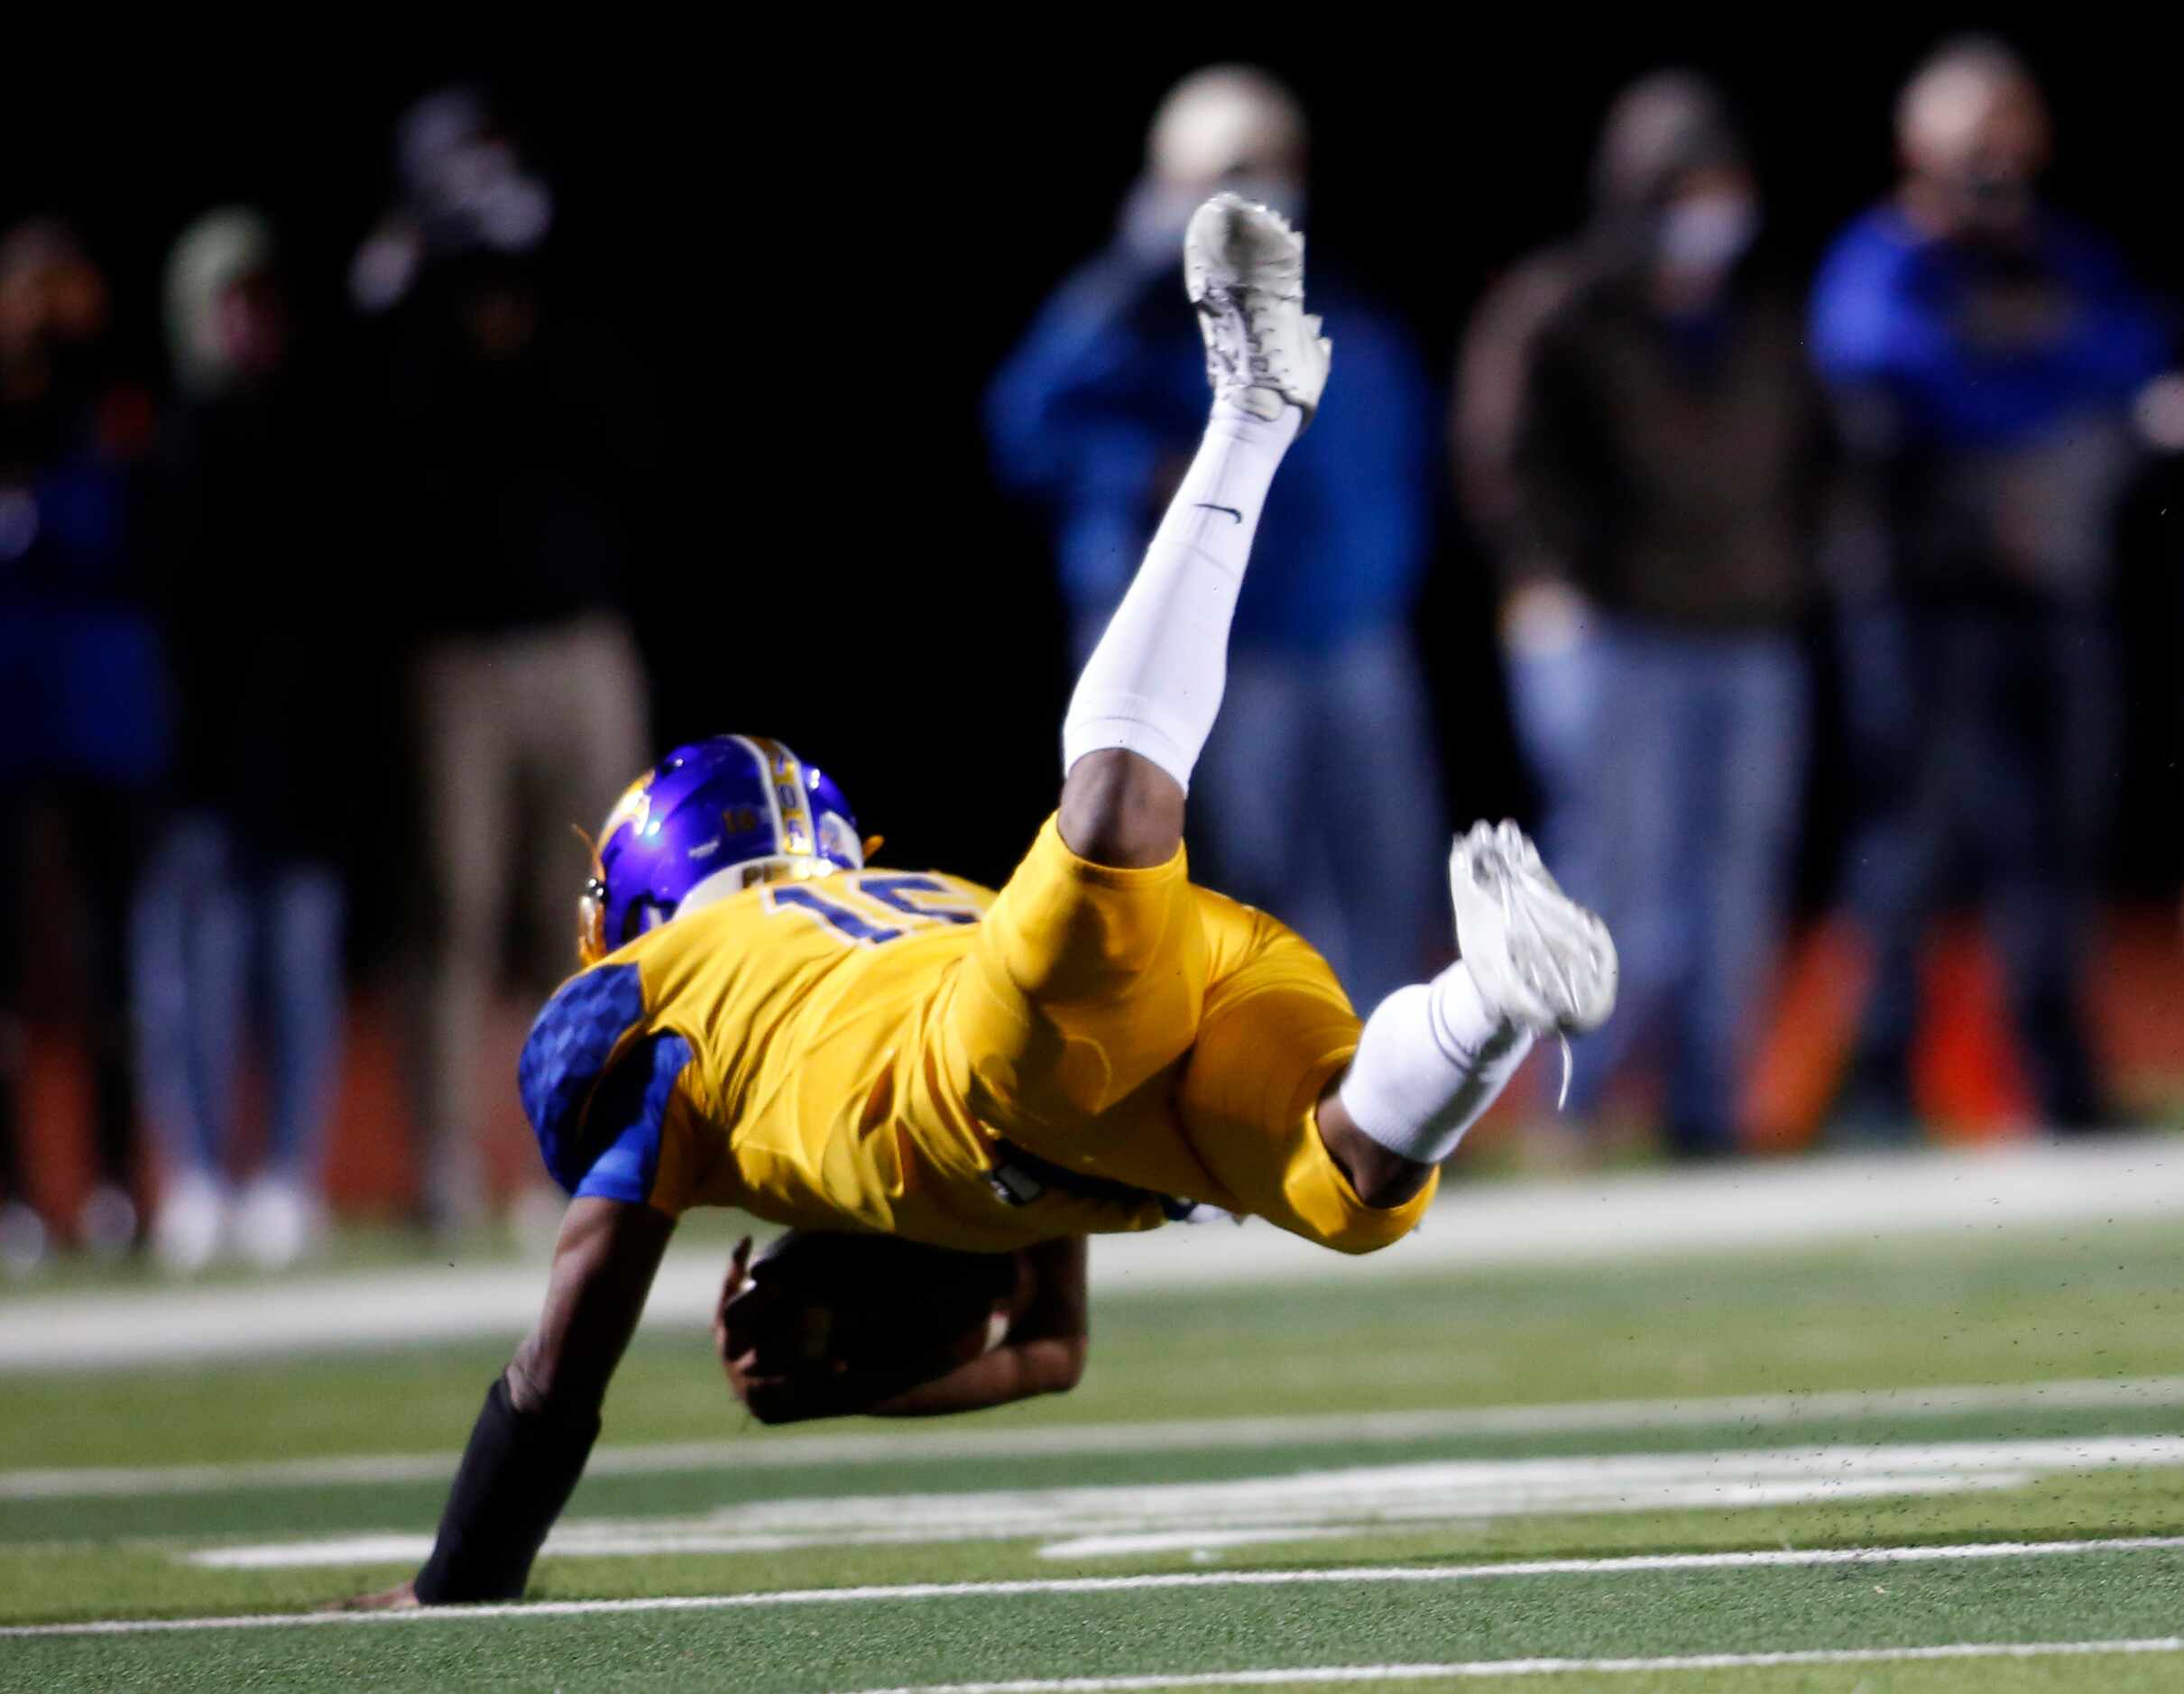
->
[[9, 18, 2181, 957]]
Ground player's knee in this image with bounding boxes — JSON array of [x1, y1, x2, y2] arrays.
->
[[1057, 750, 1184, 870], [1318, 1105, 1435, 1213], [1322, 1220, 1412, 1257], [1285, 1208, 1423, 1257], [1292, 1158, 1437, 1258]]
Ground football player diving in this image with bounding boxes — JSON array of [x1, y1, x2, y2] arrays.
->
[[355, 195, 1617, 1609]]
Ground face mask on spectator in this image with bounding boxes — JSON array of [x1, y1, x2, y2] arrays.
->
[[1654, 192, 1757, 277], [1951, 168, 2034, 240]]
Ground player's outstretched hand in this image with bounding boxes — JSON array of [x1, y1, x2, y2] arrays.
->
[[714, 1237, 786, 1414], [320, 1578, 419, 1612], [714, 1234, 855, 1424], [714, 1236, 757, 1345]]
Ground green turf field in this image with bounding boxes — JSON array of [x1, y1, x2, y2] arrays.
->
[[5, 1208, 2184, 1691]]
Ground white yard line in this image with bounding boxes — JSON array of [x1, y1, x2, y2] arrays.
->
[[11, 1372, 2184, 1502], [1, 1135, 2179, 1369], [844, 1638, 2184, 1692], [5, 1537, 2182, 1638], [182, 1438, 2184, 1570]]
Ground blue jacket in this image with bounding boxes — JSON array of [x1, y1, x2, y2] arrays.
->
[[1811, 204, 2169, 452], [0, 388, 169, 787], [1810, 204, 2170, 602], [987, 244, 1435, 650]]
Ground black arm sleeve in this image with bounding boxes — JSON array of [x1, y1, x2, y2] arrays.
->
[[411, 1375, 601, 1604]]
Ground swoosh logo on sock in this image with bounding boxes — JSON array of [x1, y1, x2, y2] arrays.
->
[[1195, 503, 1243, 523]]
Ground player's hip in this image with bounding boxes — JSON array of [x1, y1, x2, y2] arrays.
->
[[714, 1116, 1169, 1252]]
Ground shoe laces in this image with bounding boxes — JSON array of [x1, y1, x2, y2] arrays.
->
[[1489, 854, 1580, 1109], [1494, 857, 1586, 1021]]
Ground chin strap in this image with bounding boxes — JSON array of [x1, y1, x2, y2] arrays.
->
[[1556, 1030, 1574, 1112]]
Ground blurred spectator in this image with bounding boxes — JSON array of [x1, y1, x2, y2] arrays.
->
[[0, 222, 164, 1268], [1811, 38, 2171, 1135], [135, 210, 349, 1273], [360, 88, 654, 1235], [987, 66, 1444, 1013], [1456, 243, 1600, 889], [1459, 75, 1825, 1157]]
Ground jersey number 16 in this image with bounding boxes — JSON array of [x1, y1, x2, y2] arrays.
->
[[763, 874, 980, 946]]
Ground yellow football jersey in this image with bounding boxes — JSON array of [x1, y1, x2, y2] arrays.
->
[[518, 818, 1437, 1256]]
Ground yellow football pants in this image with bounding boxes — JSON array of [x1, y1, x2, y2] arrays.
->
[[946, 815, 1438, 1254]]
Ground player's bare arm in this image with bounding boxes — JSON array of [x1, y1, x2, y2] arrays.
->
[[510, 1197, 678, 1417], [335, 1197, 674, 1610]]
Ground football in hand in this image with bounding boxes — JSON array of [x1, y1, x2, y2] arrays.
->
[[722, 1229, 1020, 1383]]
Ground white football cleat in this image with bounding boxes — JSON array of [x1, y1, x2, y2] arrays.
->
[[234, 1174, 319, 1271], [1184, 192, 1331, 424], [0, 1201, 49, 1278], [152, 1169, 226, 1275], [78, 1182, 140, 1262], [1450, 820, 1617, 1039]]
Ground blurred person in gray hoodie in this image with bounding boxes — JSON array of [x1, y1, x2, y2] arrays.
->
[[1457, 73, 1827, 1157]]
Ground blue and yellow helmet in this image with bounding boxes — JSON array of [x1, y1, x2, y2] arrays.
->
[[577, 735, 864, 965]]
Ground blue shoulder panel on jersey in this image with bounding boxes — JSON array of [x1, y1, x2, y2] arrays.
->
[[520, 963, 690, 1201], [570, 1031, 692, 1203]]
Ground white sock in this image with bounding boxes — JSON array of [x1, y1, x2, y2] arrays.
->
[[1061, 400, 1302, 790], [1338, 960, 1534, 1167]]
